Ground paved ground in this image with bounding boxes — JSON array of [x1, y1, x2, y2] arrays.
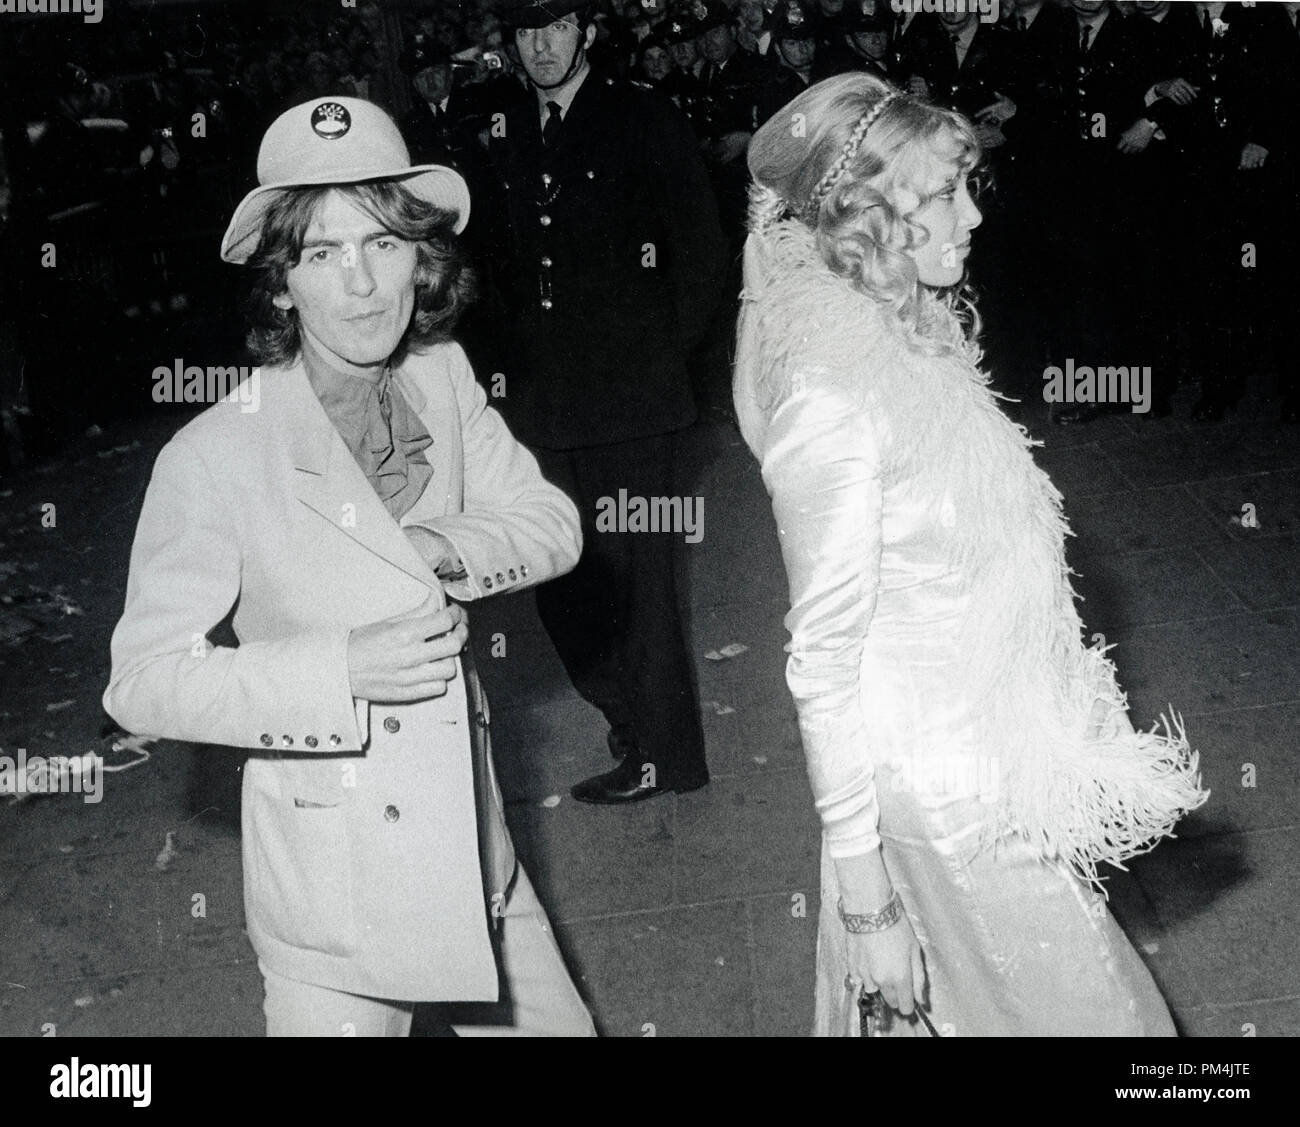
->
[[1, 372, 1296, 1037]]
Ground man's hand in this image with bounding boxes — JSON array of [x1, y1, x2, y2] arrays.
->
[[1117, 118, 1158, 154], [347, 598, 468, 703], [975, 94, 1016, 126], [1239, 141, 1269, 170], [1153, 76, 1199, 106]]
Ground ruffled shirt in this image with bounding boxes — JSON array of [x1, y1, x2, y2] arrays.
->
[[302, 338, 434, 521]]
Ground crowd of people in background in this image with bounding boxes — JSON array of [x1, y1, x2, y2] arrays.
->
[[1, 0, 1297, 469]]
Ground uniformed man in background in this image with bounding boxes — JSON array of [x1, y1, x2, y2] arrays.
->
[[480, 0, 727, 804]]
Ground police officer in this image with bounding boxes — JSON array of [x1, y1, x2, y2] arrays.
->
[[1041, 1, 1160, 424], [756, 1, 823, 127], [399, 41, 470, 168], [660, 9, 711, 137], [694, 1, 767, 160], [1245, 1, 1300, 423], [481, 0, 726, 803], [832, 1, 903, 82]]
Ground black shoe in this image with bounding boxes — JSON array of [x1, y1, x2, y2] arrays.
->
[[1191, 394, 1234, 423], [570, 755, 708, 805]]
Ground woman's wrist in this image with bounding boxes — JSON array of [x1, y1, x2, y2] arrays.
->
[[838, 892, 904, 933], [833, 847, 895, 914]]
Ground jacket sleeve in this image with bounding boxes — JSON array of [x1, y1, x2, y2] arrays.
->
[[761, 380, 885, 858], [404, 344, 582, 602], [102, 435, 365, 750]]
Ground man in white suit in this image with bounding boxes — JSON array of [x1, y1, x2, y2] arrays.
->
[[104, 97, 595, 1037]]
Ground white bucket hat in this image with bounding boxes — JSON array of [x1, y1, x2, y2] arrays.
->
[[220, 96, 470, 264]]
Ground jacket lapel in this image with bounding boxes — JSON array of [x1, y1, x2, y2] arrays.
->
[[279, 360, 439, 591]]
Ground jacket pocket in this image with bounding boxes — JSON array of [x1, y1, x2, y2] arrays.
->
[[245, 772, 358, 958]]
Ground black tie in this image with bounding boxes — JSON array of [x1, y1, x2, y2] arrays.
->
[[1017, 15, 1027, 33], [542, 101, 562, 148], [1080, 23, 1092, 53]]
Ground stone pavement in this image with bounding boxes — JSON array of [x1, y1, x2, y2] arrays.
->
[[0, 383, 1296, 1037]]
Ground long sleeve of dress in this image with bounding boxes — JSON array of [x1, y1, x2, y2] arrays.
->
[[760, 381, 886, 858]]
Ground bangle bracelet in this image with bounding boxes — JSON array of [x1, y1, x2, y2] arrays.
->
[[837, 893, 903, 933]]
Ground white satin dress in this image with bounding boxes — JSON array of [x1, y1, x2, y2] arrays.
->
[[734, 222, 1205, 1037]]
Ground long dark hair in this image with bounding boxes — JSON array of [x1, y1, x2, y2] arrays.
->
[[243, 179, 477, 367]]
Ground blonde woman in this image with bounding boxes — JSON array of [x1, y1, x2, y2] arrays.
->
[[734, 72, 1207, 1037]]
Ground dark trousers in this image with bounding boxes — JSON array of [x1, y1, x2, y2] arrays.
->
[[532, 432, 708, 787]]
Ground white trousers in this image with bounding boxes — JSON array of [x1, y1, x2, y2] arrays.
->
[[260, 865, 595, 1037]]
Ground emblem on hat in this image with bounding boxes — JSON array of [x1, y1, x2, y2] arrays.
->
[[311, 101, 351, 139], [786, 1, 805, 27], [692, 0, 708, 21]]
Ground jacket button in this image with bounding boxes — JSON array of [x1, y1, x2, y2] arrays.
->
[[508, 568, 517, 581], [281, 735, 293, 748], [259, 733, 273, 747], [304, 735, 318, 749], [384, 805, 400, 823], [495, 572, 505, 585], [383, 716, 401, 734], [328, 734, 342, 748], [539, 214, 551, 226], [476, 711, 489, 728], [520, 564, 529, 578], [483, 576, 494, 590], [541, 298, 553, 310], [586, 169, 595, 178], [540, 256, 552, 268], [541, 172, 552, 186]]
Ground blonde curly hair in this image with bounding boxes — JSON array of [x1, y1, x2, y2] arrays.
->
[[747, 72, 984, 356]]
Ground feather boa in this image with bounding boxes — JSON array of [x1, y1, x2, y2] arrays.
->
[[735, 221, 1208, 888]]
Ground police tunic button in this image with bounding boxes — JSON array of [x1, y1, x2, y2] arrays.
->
[[586, 169, 595, 179], [541, 172, 553, 186], [383, 716, 401, 734], [259, 733, 273, 747], [281, 735, 293, 748], [384, 805, 400, 823], [304, 735, 318, 749], [476, 712, 489, 728], [520, 564, 529, 578], [483, 575, 494, 590], [508, 568, 517, 581], [329, 734, 342, 748], [541, 256, 552, 268], [539, 214, 552, 226], [541, 298, 553, 310], [496, 572, 506, 585]]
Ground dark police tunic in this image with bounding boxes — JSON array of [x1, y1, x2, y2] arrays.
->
[[479, 72, 727, 450]]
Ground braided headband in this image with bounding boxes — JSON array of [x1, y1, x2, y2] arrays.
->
[[802, 91, 900, 223]]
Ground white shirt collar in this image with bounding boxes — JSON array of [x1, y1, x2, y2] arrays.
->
[[535, 63, 590, 124]]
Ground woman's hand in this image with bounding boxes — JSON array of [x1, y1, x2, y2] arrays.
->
[[846, 911, 927, 1016]]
